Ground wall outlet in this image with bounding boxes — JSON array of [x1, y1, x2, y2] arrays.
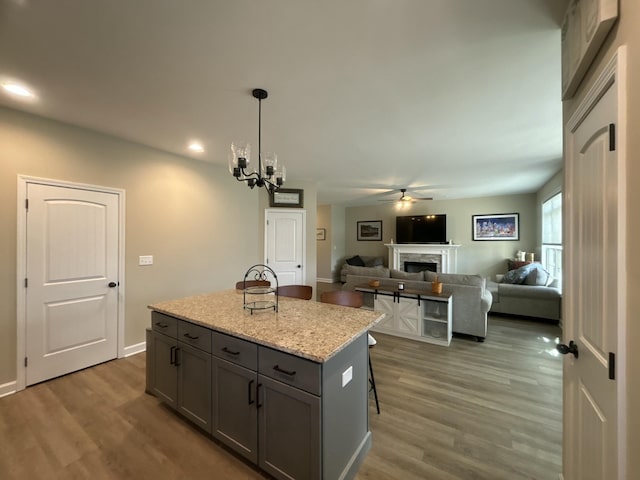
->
[[341, 366, 353, 387], [139, 255, 153, 266]]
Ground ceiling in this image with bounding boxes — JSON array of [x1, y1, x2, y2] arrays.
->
[[0, 0, 569, 206]]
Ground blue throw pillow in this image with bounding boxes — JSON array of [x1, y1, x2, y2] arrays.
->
[[501, 264, 537, 284]]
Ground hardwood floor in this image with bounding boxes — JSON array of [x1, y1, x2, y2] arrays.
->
[[0, 315, 561, 479]]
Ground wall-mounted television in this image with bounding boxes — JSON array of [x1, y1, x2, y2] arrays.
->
[[396, 214, 447, 244]]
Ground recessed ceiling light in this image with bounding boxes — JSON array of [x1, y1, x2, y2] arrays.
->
[[188, 141, 204, 153], [2, 81, 36, 99]]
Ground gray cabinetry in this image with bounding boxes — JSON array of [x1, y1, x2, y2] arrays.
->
[[150, 329, 178, 407], [258, 373, 321, 480], [212, 334, 321, 480], [150, 312, 212, 433], [211, 356, 258, 463], [149, 309, 372, 480]]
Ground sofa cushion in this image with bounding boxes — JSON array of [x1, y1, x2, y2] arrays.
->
[[346, 255, 365, 267], [498, 283, 561, 299], [425, 271, 485, 288], [390, 269, 424, 280], [364, 256, 384, 267], [343, 265, 390, 278]]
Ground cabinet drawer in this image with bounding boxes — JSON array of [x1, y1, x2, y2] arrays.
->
[[151, 312, 178, 338], [178, 320, 212, 353], [259, 347, 321, 396], [212, 332, 257, 371]]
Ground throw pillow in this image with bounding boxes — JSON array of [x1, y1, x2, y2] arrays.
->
[[524, 264, 553, 286], [346, 255, 365, 267], [501, 264, 535, 284]]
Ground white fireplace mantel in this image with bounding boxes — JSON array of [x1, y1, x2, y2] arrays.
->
[[386, 244, 460, 274]]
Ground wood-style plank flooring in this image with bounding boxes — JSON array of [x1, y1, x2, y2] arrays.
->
[[0, 315, 562, 479]]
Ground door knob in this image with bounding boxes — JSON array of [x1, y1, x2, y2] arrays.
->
[[297, 265, 301, 268], [108, 282, 117, 288], [557, 340, 579, 358]]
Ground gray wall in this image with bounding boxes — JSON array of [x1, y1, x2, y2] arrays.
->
[[316, 204, 332, 280], [0, 107, 262, 385], [330, 205, 346, 281], [344, 193, 537, 278]]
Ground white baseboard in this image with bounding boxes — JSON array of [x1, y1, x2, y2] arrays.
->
[[123, 341, 146, 357], [0, 380, 17, 398], [317, 277, 336, 283]]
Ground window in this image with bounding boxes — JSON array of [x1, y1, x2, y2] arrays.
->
[[542, 192, 562, 289]]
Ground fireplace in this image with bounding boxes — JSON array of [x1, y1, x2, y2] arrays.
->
[[387, 244, 460, 274], [405, 261, 437, 273]]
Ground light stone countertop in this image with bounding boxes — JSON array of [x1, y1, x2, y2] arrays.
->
[[149, 289, 385, 363]]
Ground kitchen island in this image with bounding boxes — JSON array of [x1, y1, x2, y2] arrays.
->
[[147, 289, 384, 480]]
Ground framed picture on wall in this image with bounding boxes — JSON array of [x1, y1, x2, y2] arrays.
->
[[472, 213, 519, 241], [269, 188, 304, 208], [316, 228, 326, 240], [357, 220, 382, 241]]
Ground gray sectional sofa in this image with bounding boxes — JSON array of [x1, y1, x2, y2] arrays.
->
[[486, 263, 562, 322], [339, 255, 386, 282], [342, 268, 492, 341]]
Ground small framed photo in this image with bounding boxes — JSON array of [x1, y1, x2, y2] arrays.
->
[[472, 213, 519, 241], [269, 188, 304, 208], [357, 220, 383, 241], [316, 228, 326, 241]]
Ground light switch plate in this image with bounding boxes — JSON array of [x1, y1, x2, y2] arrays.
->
[[139, 255, 153, 266], [342, 366, 353, 387]]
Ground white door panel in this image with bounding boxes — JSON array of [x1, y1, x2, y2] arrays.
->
[[26, 184, 119, 385], [265, 209, 305, 286], [564, 52, 624, 479]]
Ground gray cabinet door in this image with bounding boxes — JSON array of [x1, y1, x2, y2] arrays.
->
[[151, 331, 177, 408], [212, 357, 258, 463], [258, 375, 321, 480], [177, 341, 212, 433]]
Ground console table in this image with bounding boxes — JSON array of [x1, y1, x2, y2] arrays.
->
[[355, 285, 452, 346]]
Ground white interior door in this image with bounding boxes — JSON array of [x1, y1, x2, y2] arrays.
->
[[563, 52, 625, 479], [25, 183, 120, 385], [265, 209, 305, 286]]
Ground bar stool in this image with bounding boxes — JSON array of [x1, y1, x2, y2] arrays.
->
[[319, 290, 380, 414]]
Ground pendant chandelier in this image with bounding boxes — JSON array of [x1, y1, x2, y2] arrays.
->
[[229, 88, 286, 192]]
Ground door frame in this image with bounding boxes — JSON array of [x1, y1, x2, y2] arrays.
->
[[563, 46, 627, 479], [16, 175, 126, 392]]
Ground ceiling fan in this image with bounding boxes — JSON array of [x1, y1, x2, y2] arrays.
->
[[378, 188, 433, 203]]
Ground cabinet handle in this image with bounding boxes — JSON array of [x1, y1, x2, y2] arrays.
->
[[248, 379, 255, 405], [256, 382, 263, 409], [222, 347, 240, 356], [175, 347, 181, 367], [273, 365, 296, 376], [170, 346, 175, 365], [183, 333, 199, 340], [156, 322, 169, 329]]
